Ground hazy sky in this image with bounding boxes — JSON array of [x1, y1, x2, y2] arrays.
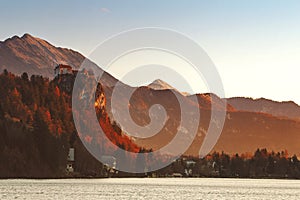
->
[[1, 0, 300, 103]]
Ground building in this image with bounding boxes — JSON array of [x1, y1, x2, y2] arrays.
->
[[101, 155, 117, 169], [66, 148, 75, 173], [54, 64, 73, 77], [54, 64, 96, 78], [101, 155, 117, 177], [171, 173, 183, 178]]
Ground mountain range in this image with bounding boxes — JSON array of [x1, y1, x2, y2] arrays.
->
[[1, 33, 300, 157], [227, 97, 300, 121]]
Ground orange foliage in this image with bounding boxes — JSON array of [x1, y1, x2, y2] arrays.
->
[[54, 86, 60, 97], [98, 111, 139, 153]]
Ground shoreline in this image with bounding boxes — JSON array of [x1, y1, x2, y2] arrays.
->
[[1, 176, 300, 181]]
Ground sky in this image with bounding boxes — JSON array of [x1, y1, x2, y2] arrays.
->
[[1, 0, 300, 103]]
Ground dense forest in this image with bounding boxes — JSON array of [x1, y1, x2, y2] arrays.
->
[[1, 70, 300, 179], [0, 70, 139, 178]]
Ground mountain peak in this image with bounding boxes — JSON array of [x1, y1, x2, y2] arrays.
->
[[21, 33, 34, 38], [2, 33, 33, 41], [21, 33, 39, 41], [148, 79, 176, 90], [147, 79, 190, 96], [0, 33, 85, 78], [2, 33, 39, 45]]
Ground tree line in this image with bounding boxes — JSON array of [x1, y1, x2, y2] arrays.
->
[[154, 148, 300, 179]]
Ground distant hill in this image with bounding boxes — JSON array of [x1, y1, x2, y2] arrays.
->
[[227, 97, 300, 121], [102, 83, 300, 157]]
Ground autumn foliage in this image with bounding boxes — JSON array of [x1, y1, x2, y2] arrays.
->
[[0, 70, 140, 177]]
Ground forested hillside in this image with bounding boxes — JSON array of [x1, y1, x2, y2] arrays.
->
[[0, 70, 139, 178]]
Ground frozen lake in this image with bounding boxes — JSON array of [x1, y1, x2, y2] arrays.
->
[[1, 178, 300, 199]]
